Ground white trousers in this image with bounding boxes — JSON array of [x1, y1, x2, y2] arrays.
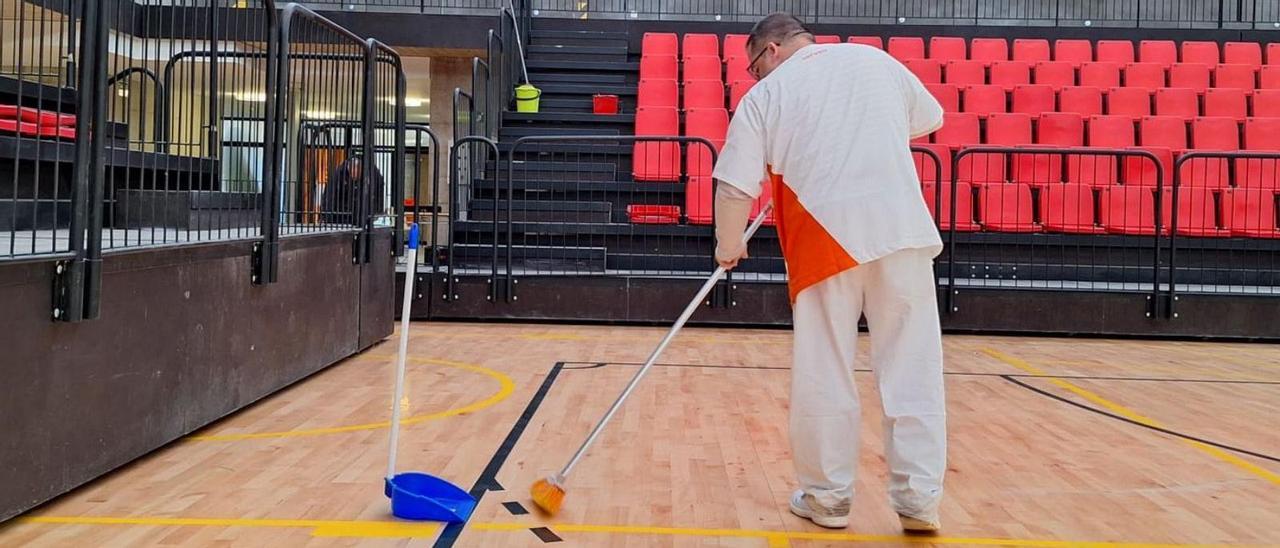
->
[[790, 247, 946, 520]]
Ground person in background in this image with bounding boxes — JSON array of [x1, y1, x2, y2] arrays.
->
[[321, 155, 384, 225]]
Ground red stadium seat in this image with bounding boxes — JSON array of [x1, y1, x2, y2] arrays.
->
[[1021, 112, 1085, 184], [962, 85, 1007, 117], [1188, 116, 1240, 189], [1059, 86, 1105, 116], [1033, 61, 1076, 88], [1133, 115, 1188, 187], [814, 35, 841, 44], [978, 183, 1038, 232], [1169, 63, 1212, 91], [914, 144, 953, 183], [1204, 88, 1248, 119], [1042, 184, 1105, 233], [725, 55, 751, 83], [1253, 89, 1280, 117], [682, 55, 722, 84], [632, 107, 681, 181], [1013, 39, 1051, 62], [1011, 84, 1055, 114], [1101, 186, 1164, 235], [1124, 62, 1167, 88], [960, 112, 1030, 186], [642, 33, 678, 57], [889, 37, 926, 60], [640, 54, 678, 81], [1224, 42, 1263, 66], [682, 33, 720, 59], [1215, 64, 1258, 90], [683, 79, 725, 110], [930, 36, 967, 61], [637, 79, 679, 109], [1080, 62, 1122, 88], [1154, 88, 1199, 119], [945, 60, 987, 86], [685, 108, 729, 177], [905, 59, 943, 84], [1054, 39, 1093, 66], [990, 61, 1031, 90], [1097, 40, 1136, 64], [1270, 43, 1280, 65], [685, 176, 714, 224], [1181, 41, 1221, 65], [1171, 186, 1225, 237], [1262, 66, 1280, 89], [926, 83, 961, 112], [848, 36, 884, 49], [1078, 115, 1136, 186], [728, 79, 754, 112], [1223, 189, 1280, 238], [971, 38, 1009, 63], [1107, 87, 1152, 117], [920, 180, 978, 231], [724, 34, 748, 57], [935, 112, 981, 147], [1238, 117, 1280, 189], [1140, 40, 1178, 66]]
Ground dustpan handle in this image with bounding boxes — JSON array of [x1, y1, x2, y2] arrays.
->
[[559, 204, 773, 478], [387, 224, 420, 480]]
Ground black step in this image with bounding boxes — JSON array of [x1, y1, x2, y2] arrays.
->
[[504, 111, 634, 124], [473, 179, 684, 194], [497, 143, 635, 155], [536, 96, 638, 114], [527, 44, 629, 62], [499, 126, 622, 138], [454, 243, 609, 272], [529, 29, 630, 43], [529, 72, 632, 85], [454, 220, 776, 239], [470, 199, 613, 223], [527, 59, 639, 72], [608, 253, 787, 274], [535, 83, 638, 98]]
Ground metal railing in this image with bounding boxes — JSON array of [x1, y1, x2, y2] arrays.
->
[[3, 0, 408, 322]]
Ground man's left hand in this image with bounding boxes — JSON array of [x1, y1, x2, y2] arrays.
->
[[715, 243, 749, 270]]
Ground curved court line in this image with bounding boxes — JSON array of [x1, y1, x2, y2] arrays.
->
[[186, 358, 515, 442], [982, 348, 1280, 486], [17, 515, 1253, 546]]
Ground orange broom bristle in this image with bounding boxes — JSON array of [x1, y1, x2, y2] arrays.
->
[[530, 476, 565, 515]]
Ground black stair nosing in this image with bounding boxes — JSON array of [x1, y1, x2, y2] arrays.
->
[[499, 127, 624, 138], [528, 29, 631, 40], [528, 44, 630, 55], [473, 179, 685, 194], [471, 199, 613, 212], [454, 242, 608, 255], [499, 160, 618, 172], [453, 220, 776, 239], [496, 144, 635, 155], [537, 83, 638, 96], [504, 112, 635, 124], [528, 73, 633, 85], [527, 59, 639, 72]]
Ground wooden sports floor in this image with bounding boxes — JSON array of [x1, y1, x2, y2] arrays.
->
[[2, 322, 1278, 547]]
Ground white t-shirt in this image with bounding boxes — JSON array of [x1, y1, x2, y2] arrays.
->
[[712, 43, 945, 265]]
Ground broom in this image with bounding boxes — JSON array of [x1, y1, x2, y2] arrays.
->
[[531, 204, 774, 515]]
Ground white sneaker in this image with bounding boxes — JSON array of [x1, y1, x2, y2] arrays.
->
[[789, 490, 849, 529], [898, 513, 940, 533]]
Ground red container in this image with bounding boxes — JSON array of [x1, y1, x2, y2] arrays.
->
[[593, 94, 619, 115], [626, 205, 681, 224]]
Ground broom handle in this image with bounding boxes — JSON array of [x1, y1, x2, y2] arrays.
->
[[559, 204, 773, 478], [387, 224, 420, 480]]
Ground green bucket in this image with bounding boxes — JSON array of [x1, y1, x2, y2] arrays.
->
[[515, 84, 541, 113]]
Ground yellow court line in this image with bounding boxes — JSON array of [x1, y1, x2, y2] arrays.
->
[[186, 357, 514, 442], [17, 515, 1247, 546], [982, 348, 1280, 486]]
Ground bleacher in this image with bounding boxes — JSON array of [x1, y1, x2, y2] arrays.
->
[[630, 32, 1280, 239]]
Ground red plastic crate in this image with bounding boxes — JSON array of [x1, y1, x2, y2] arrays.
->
[[626, 204, 681, 224], [593, 94, 619, 115]]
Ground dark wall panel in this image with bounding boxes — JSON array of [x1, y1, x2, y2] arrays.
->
[[0, 231, 389, 522]]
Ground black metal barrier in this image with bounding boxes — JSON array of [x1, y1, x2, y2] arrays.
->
[[1169, 151, 1280, 316], [446, 135, 501, 302]]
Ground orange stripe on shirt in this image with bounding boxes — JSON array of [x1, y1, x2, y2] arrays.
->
[[770, 168, 859, 303]]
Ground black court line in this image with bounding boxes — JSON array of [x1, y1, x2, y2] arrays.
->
[[432, 362, 565, 548], [562, 361, 1280, 386], [1001, 375, 1280, 464]]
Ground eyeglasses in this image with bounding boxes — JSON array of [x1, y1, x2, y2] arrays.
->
[[746, 30, 808, 80]]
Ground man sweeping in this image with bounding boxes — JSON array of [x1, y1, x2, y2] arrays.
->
[[712, 13, 948, 532]]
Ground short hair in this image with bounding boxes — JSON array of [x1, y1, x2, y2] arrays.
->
[[746, 12, 813, 53]]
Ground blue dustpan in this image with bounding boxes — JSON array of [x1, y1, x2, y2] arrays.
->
[[381, 225, 476, 523], [385, 472, 477, 522]]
